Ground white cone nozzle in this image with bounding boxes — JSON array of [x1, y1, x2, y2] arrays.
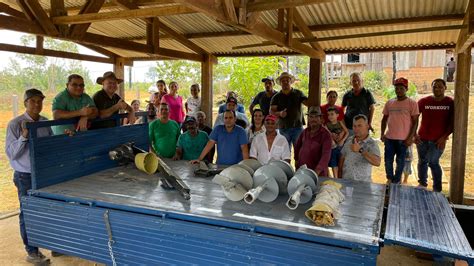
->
[[286, 170, 317, 210], [244, 174, 279, 204], [212, 166, 253, 201], [244, 165, 287, 204]]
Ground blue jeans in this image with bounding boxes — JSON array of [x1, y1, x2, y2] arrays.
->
[[384, 139, 407, 183], [13, 171, 37, 255], [279, 127, 303, 151], [416, 141, 444, 192]]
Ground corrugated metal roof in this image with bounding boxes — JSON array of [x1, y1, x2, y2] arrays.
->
[[0, 0, 469, 59]]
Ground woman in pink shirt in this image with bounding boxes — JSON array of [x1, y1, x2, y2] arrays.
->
[[161, 81, 185, 124]]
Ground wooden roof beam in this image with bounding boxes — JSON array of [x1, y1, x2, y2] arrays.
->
[[309, 14, 464, 31], [0, 15, 204, 62], [24, 0, 59, 36], [173, 0, 324, 58], [69, 0, 105, 39], [292, 8, 324, 55], [302, 25, 464, 42], [16, 0, 36, 20], [79, 43, 119, 59], [0, 3, 26, 18], [246, 0, 335, 12], [51, 5, 196, 24], [456, 0, 474, 54], [0, 42, 115, 64], [112, 0, 208, 56], [222, 0, 238, 24], [325, 44, 456, 54], [232, 25, 463, 49], [170, 14, 465, 40]]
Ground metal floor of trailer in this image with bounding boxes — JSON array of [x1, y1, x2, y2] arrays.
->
[[33, 159, 385, 252]]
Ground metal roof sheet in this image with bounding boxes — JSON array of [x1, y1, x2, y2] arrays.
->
[[0, 0, 469, 58]]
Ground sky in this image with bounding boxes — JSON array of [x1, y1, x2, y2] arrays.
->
[[0, 30, 342, 83]]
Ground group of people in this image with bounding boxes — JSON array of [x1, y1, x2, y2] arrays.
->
[[5, 69, 454, 264]]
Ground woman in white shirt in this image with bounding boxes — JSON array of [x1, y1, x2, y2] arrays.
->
[[247, 109, 265, 148], [250, 114, 290, 164]]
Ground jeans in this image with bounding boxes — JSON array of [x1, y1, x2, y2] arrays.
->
[[384, 139, 407, 183], [416, 141, 444, 192], [279, 127, 303, 151], [13, 171, 37, 255]]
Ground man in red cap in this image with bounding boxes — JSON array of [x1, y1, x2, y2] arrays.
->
[[249, 114, 290, 164], [381, 77, 419, 184]]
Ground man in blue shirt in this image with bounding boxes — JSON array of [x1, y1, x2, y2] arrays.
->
[[192, 109, 248, 165], [218, 91, 245, 114], [5, 89, 52, 264]]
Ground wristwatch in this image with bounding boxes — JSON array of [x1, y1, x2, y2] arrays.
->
[[358, 147, 365, 154]]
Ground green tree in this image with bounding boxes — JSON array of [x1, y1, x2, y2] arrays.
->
[[216, 56, 284, 105]]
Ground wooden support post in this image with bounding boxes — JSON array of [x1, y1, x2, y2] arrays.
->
[[114, 57, 126, 99], [201, 54, 215, 126], [36, 35, 43, 53], [450, 45, 472, 204], [285, 8, 293, 47], [308, 57, 322, 106], [50, 0, 68, 36]]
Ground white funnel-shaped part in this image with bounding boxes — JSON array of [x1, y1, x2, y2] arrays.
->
[[286, 172, 317, 210], [244, 174, 279, 204], [268, 160, 295, 181], [212, 166, 253, 201], [295, 165, 319, 186], [234, 164, 254, 176], [239, 159, 262, 172], [254, 165, 288, 194]]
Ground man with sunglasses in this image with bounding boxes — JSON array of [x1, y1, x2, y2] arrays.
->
[[51, 74, 98, 135]]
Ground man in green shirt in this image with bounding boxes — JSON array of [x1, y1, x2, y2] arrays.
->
[[173, 116, 209, 161], [52, 74, 98, 135], [149, 103, 180, 158]]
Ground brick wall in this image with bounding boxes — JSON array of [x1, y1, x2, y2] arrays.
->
[[383, 67, 444, 93]]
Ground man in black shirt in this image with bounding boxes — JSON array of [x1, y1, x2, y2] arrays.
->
[[342, 72, 376, 133], [249, 76, 277, 115], [270, 72, 309, 150], [91, 71, 135, 129]]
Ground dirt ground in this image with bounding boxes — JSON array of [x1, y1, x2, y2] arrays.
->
[[2, 214, 466, 266]]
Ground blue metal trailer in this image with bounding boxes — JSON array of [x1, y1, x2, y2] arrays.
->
[[21, 119, 474, 265]]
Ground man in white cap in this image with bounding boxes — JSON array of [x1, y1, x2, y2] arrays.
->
[[270, 72, 309, 150], [92, 71, 135, 129], [6, 89, 53, 264]]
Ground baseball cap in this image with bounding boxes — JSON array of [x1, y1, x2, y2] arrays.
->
[[24, 88, 45, 102], [261, 76, 274, 83], [306, 106, 322, 116], [265, 114, 278, 122], [226, 96, 238, 105], [184, 116, 197, 124], [393, 77, 408, 87]]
